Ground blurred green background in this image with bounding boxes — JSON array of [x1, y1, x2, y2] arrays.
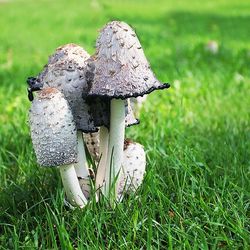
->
[[0, 0, 249, 249]]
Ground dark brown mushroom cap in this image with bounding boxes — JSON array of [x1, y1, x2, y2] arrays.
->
[[29, 88, 77, 167], [87, 21, 170, 99], [37, 44, 97, 133]]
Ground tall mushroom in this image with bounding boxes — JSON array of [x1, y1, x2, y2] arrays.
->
[[28, 44, 97, 184], [29, 87, 87, 207], [87, 21, 170, 199]]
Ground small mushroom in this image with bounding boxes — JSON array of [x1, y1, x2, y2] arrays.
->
[[117, 140, 146, 201], [28, 44, 97, 183], [205, 40, 219, 54], [29, 87, 87, 207], [87, 21, 170, 199]]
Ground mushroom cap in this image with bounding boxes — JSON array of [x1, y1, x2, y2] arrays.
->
[[29, 88, 77, 167], [37, 44, 97, 133], [88, 97, 139, 128], [87, 21, 170, 99], [117, 139, 146, 200]]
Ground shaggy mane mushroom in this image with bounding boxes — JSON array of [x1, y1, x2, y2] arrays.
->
[[29, 87, 87, 207], [86, 21, 170, 201]]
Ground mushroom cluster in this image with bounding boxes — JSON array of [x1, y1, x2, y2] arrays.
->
[[27, 21, 170, 208]]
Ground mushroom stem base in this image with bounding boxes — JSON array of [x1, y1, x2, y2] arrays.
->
[[60, 164, 87, 208]]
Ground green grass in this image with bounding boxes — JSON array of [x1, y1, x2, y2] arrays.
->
[[0, 0, 250, 248]]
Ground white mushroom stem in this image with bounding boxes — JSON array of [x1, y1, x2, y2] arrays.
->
[[60, 164, 87, 207], [104, 99, 125, 198], [74, 131, 89, 178], [95, 126, 109, 191]]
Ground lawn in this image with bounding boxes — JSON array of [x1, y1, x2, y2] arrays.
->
[[0, 0, 249, 248]]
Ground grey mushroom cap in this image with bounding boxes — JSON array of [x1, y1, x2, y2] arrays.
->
[[88, 97, 139, 128], [29, 88, 77, 167], [117, 139, 146, 200], [87, 21, 170, 100], [37, 43, 97, 133]]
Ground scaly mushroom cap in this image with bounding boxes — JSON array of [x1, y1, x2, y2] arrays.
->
[[117, 139, 146, 200], [29, 88, 77, 167], [37, 44, 97, 133], [87, 21, 170, 99]]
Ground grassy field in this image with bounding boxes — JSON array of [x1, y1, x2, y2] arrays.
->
[[0, 0, 249, 248]]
